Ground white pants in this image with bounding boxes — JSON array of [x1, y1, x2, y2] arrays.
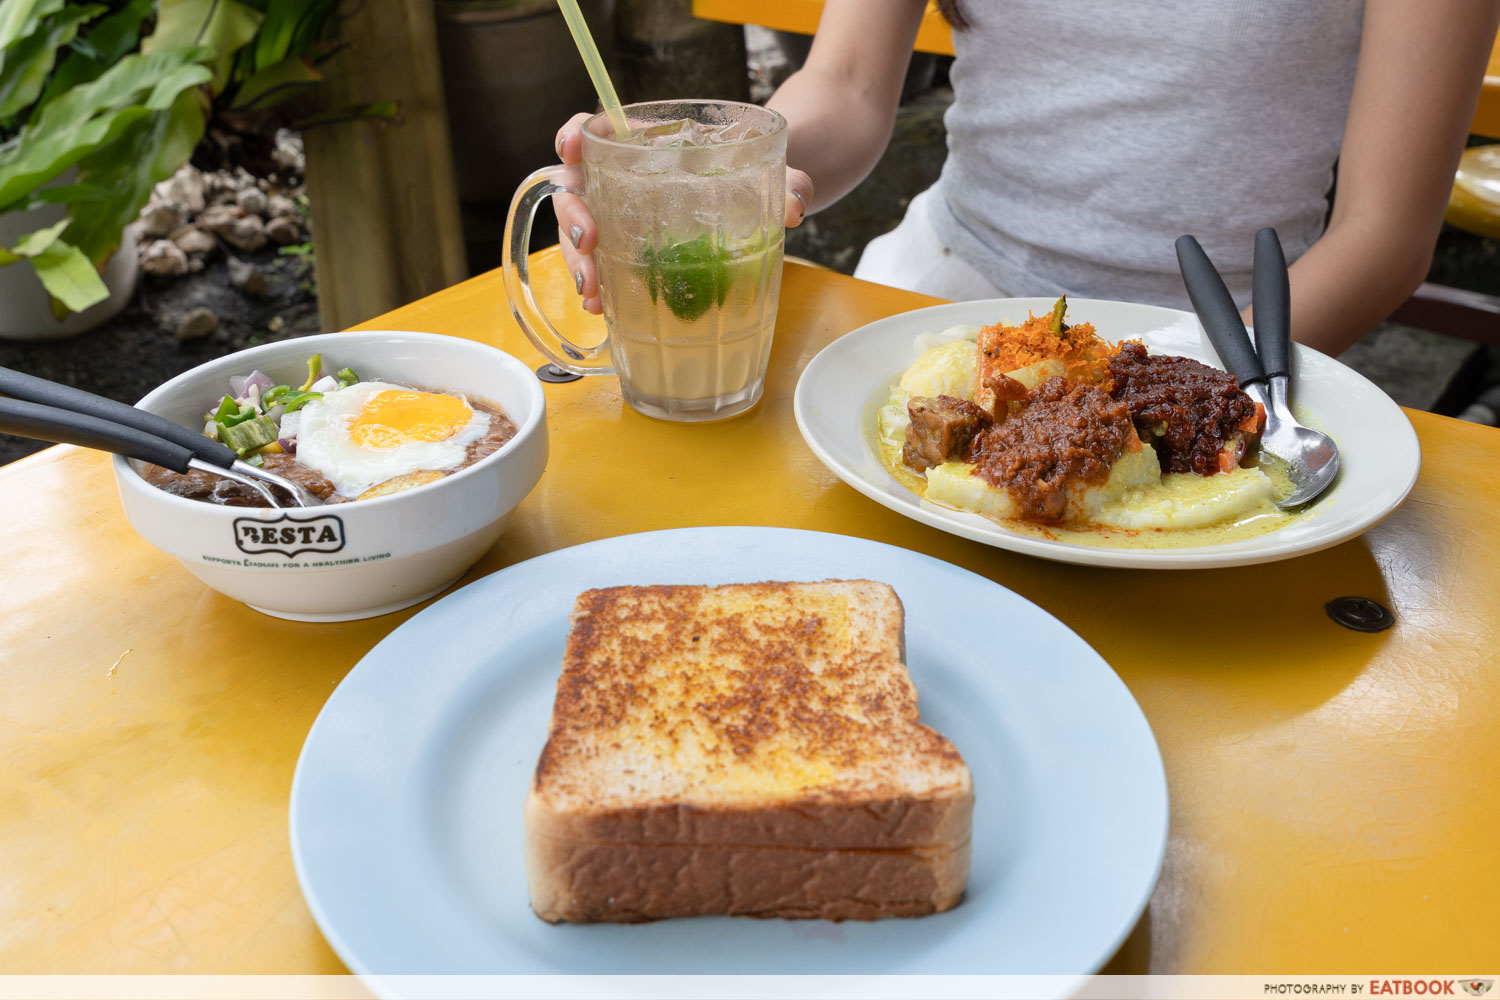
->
[[852, 187, 1007, 301]]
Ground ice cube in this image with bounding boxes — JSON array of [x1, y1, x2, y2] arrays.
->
[[637, 118, 715, 148], [705, 122, 763, 144]]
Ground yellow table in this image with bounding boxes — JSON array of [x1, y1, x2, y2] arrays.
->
[[3, 251, 1499, 974]]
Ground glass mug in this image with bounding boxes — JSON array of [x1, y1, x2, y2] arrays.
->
[[503, 100, 787, 422]]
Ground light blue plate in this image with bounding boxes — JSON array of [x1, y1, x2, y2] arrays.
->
[[290, 527, 1167, 981]]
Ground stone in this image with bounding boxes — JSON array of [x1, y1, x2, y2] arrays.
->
[[745, 25, 791, 103], [170, 226, 218, 257], [272, 130, 305, 173], [236, 187, 269, 216], [267, 315, 285, 334], [220, 215, 268, 252], [138, 200, 187, 239], [202, 171, 235, 201], [139, 239, 189, 277], [227, 257, 272, 298], [174, 307, 218, 340], [265, 215, 302, 245], [198, 203, 240, 233], [156, 167, 206, 214], [1337, 322, 1486, 411], [267, 194, 298, 219]]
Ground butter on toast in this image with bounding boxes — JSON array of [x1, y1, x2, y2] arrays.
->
[[524, 580, 974, 923]]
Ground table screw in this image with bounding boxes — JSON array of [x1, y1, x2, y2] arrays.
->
[[1325, 596, 1395, 633], [536, 363, 582, 384]]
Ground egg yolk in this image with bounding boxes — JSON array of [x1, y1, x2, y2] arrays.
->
[[349, 389, 473, 450]]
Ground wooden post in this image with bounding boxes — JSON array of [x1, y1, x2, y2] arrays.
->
[[302, 0, 467, 331]]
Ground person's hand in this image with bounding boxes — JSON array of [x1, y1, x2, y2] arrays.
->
[[553, 113, 815, 315]]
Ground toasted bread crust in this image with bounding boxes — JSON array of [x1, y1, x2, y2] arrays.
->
[[526, 580, 974, 922], [526, 835, 972, 923]]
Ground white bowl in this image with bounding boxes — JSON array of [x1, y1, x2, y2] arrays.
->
[[112, 331, 548, 621]]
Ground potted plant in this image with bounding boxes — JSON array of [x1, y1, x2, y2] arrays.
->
[[0, 0, 354, 339]]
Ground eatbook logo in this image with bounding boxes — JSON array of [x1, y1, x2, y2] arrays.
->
[[1463, 982, 1494, 998], [232, 513, 346, 558]]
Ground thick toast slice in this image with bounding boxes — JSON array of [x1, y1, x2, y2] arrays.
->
[[525, 580, 974, 923]]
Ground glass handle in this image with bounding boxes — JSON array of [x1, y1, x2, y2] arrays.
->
[[501, 165, 616, 376]]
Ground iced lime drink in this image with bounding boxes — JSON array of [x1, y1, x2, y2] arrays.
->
[[583, 103, 786, 421]]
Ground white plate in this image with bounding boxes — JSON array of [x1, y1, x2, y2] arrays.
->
[[290, 527, 1167, 987], [793, 298, 1421, 569]]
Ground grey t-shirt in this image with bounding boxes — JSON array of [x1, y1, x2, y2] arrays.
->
[[929, 0, 1365, 309]]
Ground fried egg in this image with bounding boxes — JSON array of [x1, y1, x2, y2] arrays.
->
[[295, 381, 490, 498]]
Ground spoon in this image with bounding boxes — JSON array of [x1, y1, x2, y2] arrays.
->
[[0, 367, 323, 508], [1175, 230, 1340, 509]]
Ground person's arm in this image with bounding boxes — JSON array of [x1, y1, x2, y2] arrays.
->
[[767, 0, 929, 213], [553, 0, 926, 312], [1264, 0, 1500, 355]]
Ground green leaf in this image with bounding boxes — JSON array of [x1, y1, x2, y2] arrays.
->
[[0, 220, 108, 314], [253, 0, 299, 69], [0, 0, 63, 53], [292, 99, 399, 130], [253, 0, 335, 68], [38, 0, 157, 104], [145, 0, 264, 93], [81, 0, 158, 64], [30, 236, 108, 314], [0, 4, 105, 119], [32, 179, 111, 202], [64, 86, 207, 267], [0, 47, 211, 212], [230, 54, 319, 109], [9, 216, 68, 255]]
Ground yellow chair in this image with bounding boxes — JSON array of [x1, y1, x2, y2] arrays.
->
[[1395, 37, 1500, 348], [1446, 145, 1500, 240], [1446, 32, 1500, 240]]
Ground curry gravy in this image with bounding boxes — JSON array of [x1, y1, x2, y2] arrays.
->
[[876, 428, 1298, 550]]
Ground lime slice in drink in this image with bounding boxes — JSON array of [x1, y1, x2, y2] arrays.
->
[[642, 233, 731, 323], [641, 230, 776, 323]]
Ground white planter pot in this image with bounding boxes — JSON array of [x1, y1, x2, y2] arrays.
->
[[0, 199, 139, 341]]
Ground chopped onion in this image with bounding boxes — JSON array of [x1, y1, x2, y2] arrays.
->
[[279, 410, 301, 443], [231, 371, 277, 399], [310, 374, 340, 393]]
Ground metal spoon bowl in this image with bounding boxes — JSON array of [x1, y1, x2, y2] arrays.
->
[[1176, 230, 1341, 509]]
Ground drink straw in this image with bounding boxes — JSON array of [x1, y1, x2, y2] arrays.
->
[[555, 0, 631, 139]]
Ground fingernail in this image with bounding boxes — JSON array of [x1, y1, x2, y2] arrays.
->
[[555, 134, 564, 158], [569, 224, 584, 249], [574, 270, 584, 294]]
